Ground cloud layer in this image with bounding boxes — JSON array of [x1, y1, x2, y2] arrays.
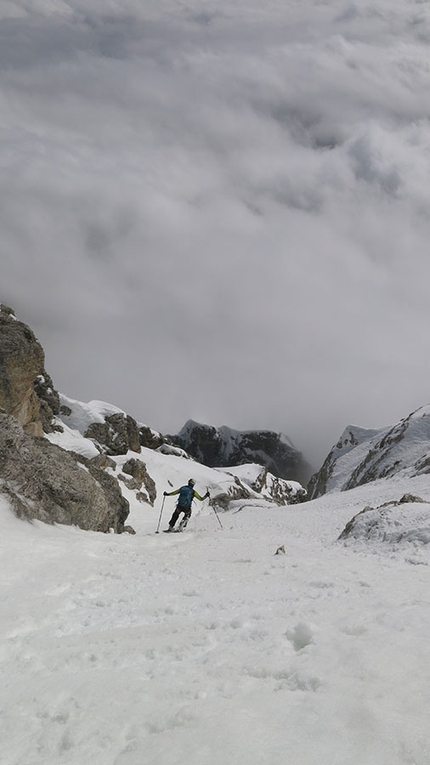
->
[[2, 0, 430, 467]]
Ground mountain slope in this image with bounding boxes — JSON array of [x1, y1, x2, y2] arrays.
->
[[309, 405, 430, 498], [47, 394, 307, 515]]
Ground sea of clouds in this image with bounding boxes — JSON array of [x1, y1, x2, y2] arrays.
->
[[1, 0, 430, 465]]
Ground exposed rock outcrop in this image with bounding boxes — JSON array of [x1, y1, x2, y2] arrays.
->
[[85, 412, 141, 455], [169, 420, 312, 484], [208, 464, 306, 512], [0, 306, 44, 436], [209, 479, 253, 511], [0, 412, 129, 531], [251, 467, 307, 505], [34, 371, 61, 433], [120, 457, 157, 505], [0, 305, 60, 435], [139, 425, 164, 451]]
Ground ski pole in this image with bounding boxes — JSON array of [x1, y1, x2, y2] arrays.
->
[[208, 487, 223, 529], [155, 494, 166, 534], [212, 504, 223, 529]]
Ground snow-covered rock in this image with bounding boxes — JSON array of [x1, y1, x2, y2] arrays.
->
[[48, 400, 307, 513], [222, 464, 307, 505], [156, 443, 191, 459], [0, 412, 129, 532], [339, 493, 430, 545]]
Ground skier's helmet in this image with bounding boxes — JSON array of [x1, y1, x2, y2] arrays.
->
[[188, 478, 195, 487]]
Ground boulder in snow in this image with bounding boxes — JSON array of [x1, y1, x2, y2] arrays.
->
[[0, 412, 129, 532], [338, 494, 430, 545]]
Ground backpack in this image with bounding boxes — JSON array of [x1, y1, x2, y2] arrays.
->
[[177, 485, 194, 510]]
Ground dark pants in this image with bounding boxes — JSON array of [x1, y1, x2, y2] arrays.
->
[[169, 505, 191, 528]]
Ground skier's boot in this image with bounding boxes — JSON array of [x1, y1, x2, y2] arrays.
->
[[178, 517, 189, 532]]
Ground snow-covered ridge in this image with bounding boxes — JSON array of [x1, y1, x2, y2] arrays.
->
[[309, 405, 430, 497], [58, 394, 126, 432]]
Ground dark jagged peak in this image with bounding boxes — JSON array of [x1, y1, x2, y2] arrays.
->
[[169, 419, 312, 484]]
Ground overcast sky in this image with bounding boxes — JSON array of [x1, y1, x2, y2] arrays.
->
[[2, 0, 430, 469]]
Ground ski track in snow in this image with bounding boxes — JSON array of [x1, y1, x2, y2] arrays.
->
[[1, 476, 430, 765]]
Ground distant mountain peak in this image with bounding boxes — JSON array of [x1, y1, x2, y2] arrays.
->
[[169, 420, 312, 484], [309, 405, 430, 498]]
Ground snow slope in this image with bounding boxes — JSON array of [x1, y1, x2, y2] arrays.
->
[[2, 470, 430, 765]]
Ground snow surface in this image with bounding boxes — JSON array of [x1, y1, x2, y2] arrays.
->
[[2, 466, 430, 765], [58, 394, 127, 432]]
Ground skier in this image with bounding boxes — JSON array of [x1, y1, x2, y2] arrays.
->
[[163, 479, 210, 532]]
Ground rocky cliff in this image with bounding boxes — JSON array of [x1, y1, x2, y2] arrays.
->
[[0, 306, 130, 532], [0, 412, 128, 531], [1, 306, 308, 529], [0, 304, 55, 436]]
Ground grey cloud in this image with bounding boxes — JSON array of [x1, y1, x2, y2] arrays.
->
[[2, 0, 430, 468]]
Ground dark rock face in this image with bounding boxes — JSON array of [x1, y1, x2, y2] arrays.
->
[[139, 425, 164, 450], [85, 413, 141, 455], [121, 457, 157, 505], [169, 420, 312, 484], [34, 371, 61, 433], [0, 306, 60, 435], [0, 306, 45, 436], [171, 422, 222, 466], [0, 413, 129, 532]]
